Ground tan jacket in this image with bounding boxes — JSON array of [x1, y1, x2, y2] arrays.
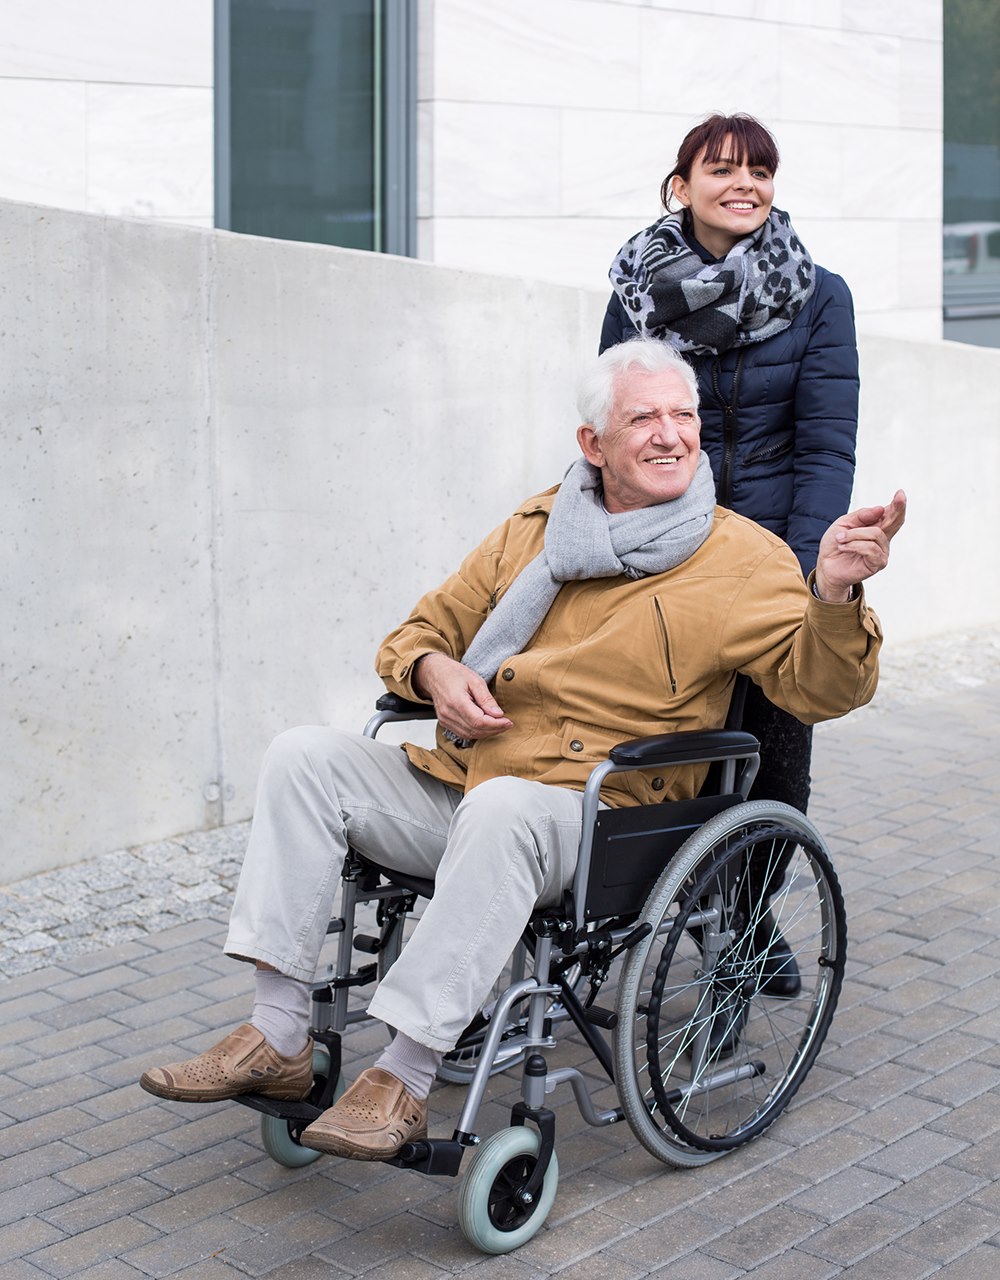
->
[[377, 489, 882, 808]]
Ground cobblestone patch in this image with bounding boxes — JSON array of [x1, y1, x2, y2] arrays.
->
[[0, 827, 249, 978]]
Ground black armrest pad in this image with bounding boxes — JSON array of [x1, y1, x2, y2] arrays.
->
[[375, 693, 437, 718], [610, 729, 759, 767]]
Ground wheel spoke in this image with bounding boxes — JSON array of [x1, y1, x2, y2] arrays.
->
[[614, 807, 846, 1164]]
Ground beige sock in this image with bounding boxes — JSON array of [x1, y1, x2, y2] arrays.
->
[[375, 1031, 443, 1100], [250, 967, 312, 1058]]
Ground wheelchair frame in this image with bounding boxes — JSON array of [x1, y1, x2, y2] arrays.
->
[[236, 691, 848, 1254]]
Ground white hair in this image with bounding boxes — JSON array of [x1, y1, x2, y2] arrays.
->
[[577, 339, 700, 436]]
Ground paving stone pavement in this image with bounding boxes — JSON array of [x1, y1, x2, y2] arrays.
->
[[1, 625, 999, 1277]]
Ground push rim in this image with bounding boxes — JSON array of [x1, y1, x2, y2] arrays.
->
[[615, 803, 846, 1163]]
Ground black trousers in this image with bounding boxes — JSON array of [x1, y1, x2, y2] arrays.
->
[[737, 683, 813, 912], [741, 681, 812, 815]]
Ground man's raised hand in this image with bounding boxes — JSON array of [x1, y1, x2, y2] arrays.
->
[[814, 490, 907, 603]]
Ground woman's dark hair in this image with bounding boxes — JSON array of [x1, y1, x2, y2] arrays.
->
[[660, 113, 780, 210]]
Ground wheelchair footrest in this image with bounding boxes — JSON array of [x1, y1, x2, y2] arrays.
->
[[386, 1138, 466, 1177], [233, 1094, 323, 1123]]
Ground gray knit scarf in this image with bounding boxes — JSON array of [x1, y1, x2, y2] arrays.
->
[[609, 208, 815, 357], [461, 453, 716, 686]]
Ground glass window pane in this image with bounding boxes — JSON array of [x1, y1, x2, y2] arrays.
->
[[229, 0, 378, 251], [943, 0, 1000, 346]]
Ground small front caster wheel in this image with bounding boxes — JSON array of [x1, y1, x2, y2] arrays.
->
[[456, 1127, 559, 1254], [259, 1044, 344, 1168]]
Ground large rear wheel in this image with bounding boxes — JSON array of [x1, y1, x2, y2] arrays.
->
[[614, 801, 846, 1167]]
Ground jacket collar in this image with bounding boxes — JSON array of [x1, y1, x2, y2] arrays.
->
[[513, 486, 558, 518]]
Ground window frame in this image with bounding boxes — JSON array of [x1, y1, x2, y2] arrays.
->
[[214, 0, 415, 256]]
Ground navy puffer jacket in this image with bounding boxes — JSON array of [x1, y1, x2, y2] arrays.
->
[[599, 264, 859, 580]]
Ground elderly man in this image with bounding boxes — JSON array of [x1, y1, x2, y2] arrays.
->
[[141, 339, 904, 1161]]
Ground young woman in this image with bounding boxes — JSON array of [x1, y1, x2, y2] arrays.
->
[[600, 112, 859, 822]]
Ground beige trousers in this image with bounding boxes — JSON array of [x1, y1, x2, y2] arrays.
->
[[224, 726, 584, 1051]]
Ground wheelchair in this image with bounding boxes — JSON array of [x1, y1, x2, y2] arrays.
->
[[234, 681, 847, 1254]]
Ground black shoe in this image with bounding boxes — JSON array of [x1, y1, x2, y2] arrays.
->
[[755, 914, 801, 998], [706, 1000, 749, 1059]]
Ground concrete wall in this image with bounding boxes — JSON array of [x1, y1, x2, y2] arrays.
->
[[2, 199, 601, 882], [419, 0, 944, 342], [3, 199, 998, 883], [850, 332, 998, 645], [853, 334, 1000, 643]]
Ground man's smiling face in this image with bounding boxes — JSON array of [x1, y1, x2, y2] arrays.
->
[[577, 366, 702, 512]]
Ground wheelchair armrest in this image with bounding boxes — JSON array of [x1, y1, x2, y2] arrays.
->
[[609, 729, 759, 768], [374, 693, 436, 719]]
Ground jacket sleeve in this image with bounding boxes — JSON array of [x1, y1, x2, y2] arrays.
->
[[375, 521, 511, 701], [719, 547, 882, 724], [786, 270, 860, 578], [599, 292, 635, 354]]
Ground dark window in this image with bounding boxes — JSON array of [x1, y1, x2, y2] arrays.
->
[[943, 0, 1000, 346], [216, 0, 414, 255]]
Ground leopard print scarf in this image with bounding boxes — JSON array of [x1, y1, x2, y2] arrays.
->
[[609, 209, 815, 357]]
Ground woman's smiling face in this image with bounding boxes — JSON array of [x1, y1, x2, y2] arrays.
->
[[671, 138, 775, 259]]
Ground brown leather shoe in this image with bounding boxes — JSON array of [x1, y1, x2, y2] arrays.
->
[[139, 1023, 313, 1103], [299, 1066, 427, 1160]]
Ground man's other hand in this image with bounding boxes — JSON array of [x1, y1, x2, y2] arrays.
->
[[814, 490, 907, 603], [412, 653, 514, 741]]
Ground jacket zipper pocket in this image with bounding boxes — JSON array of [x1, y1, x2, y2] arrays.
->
[[745, 432, 794, 465], [653, 599, 677, 694]]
